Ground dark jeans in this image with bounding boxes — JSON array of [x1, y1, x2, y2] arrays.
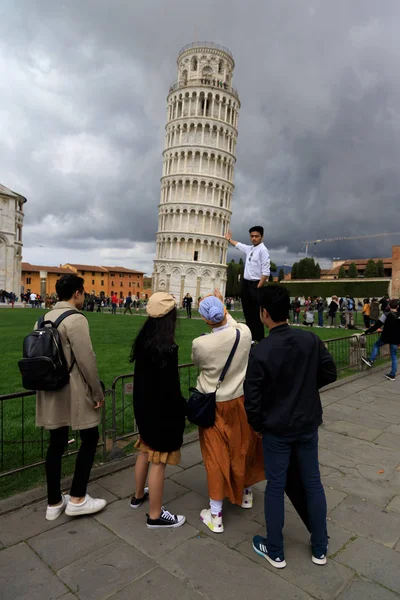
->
[[241, 279, 264, 341], [318, 311, 324, 327], [46, 426, 99, 505], [186, 305, 192, 318], [111, 302, 117, 314], [262, 430, 327, 560], [124, 306, 132, 314]]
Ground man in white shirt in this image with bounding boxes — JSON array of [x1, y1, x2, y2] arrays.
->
[[29, 292, 37, 308], [225, 226, 270, 341]]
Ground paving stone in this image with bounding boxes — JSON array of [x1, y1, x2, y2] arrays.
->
[[95, 498, 198, 559], [0, 500, 72, 546], [324, 403, 393, 429], [330, 496, 400, 547], [108, 567, 204, 600], [28, 517, 117, 571], [323, 420, 383, 441], [336, 577, 400, 600], [159, 536, 313, 600], [165, 463, 184, 477], [178, 442, 204, 469], [386, 424, 400, 435], [322, 471, 395, 506], [335, 537, 400, 593], [319, 430, 400, 470], [86, 481, 119, 504], [237, 537, 354, 600], [0, 542, 68, 600], [387, 496, 400, 513], [167, 490, 260, 548], [58, 540, 156, 600], [170, 464, 209, 498], [374, 432, 400, 450], [95, 468, 134, 499]]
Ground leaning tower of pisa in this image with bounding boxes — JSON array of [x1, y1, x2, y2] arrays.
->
[[153, 42, 240, 305]]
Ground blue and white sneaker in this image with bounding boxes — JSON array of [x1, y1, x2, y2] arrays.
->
[[252, 535, 286, 569], [312, 553, 327, 565]]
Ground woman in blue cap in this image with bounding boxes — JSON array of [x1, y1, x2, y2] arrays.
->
[[192, 289, 265, 533]]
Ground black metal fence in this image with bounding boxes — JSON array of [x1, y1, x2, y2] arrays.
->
[[0, 332, 386, 479]]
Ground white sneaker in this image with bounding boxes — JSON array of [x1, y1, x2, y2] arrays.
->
[[45, 494, 70, 521], [65, 494, 107, 517], [312, 553, 327, 565], [200, 509, 224, 533], [241, 488, 253, 509]]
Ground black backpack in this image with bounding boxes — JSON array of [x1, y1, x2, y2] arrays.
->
[[18, 309, 83, 391]]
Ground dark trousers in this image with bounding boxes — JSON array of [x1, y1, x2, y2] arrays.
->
[[111, 303, 117, 314], [186, 305, 192, 318], [363, 315, 371, 328], [46, 426, 99, 505], [318, 311, 324, 327], [262, 430, 327, 560], [124, 306, 132, 314], [240, 279, 264, 341]]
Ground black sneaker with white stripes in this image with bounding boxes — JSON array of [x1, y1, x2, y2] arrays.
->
[[130, 487, 149, 509], [361, 357, 373, 368], [146, 508, 186, 529]]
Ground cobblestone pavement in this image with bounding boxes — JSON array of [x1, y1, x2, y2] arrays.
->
[[1, 369, 400, 599]]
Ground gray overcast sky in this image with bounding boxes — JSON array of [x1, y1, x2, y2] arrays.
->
[[1, 0, 400, 273]]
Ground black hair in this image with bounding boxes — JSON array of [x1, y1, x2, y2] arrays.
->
[[56, 274, 84, 300], [249, 225, 264, 236], [259, 285, 290, 322], [389, 299, 399, 310], [129, 308, 177, 363]]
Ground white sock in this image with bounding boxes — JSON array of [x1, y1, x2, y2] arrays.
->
[[209, 498, 223, 515]]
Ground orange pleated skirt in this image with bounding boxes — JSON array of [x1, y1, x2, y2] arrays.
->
[[198, 395, 265, 505]]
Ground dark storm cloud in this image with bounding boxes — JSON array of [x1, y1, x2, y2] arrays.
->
[[1, 0, 400, 270]]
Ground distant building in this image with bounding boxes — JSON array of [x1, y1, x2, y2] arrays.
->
[[0, 183, 26, 294], [21, 263, 147, 299]]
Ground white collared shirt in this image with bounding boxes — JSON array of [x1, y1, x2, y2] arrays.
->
[[236, 242, 271, 281]]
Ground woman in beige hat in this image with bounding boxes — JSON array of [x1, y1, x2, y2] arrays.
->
[[129, 292, 186, 529]]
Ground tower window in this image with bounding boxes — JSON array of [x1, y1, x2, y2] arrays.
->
[[218, 60, 224, 74], [194, 251, 199, 261], [191, 56, 198, 71]]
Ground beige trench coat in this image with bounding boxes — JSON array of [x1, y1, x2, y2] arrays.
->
[[35, 302, 104, 430]]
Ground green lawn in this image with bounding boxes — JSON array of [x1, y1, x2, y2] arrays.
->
[[0, 307, 358, 396], [0, 307, 372, 498]]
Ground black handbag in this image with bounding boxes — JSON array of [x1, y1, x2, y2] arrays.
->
[[187, 329, 241, 428]]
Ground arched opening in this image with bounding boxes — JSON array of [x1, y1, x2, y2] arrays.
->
[[218, 60, 224, 74], [191, 56, 198, 71]]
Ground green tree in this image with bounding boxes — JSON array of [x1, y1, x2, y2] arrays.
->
[[348, 262, 358, 278], [315, 263, 321, 279], [376, 260, 385, 277], [270, 261, 277, 274], [297, 257, 319, 279], [364, 259, 378, 278], [278, 268, 285, 282], [268, 274, 273, 282], [291, 262, 298, 280], [338, 266, 347, 278]]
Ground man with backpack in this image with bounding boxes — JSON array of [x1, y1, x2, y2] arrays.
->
[[20, 274, 106, 520], [362, 298, 400, 381], [343, 295, 355, 328]]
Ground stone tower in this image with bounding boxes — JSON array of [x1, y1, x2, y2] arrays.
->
[[0, 183, 26, 294], [153, 42, 240, 305]]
